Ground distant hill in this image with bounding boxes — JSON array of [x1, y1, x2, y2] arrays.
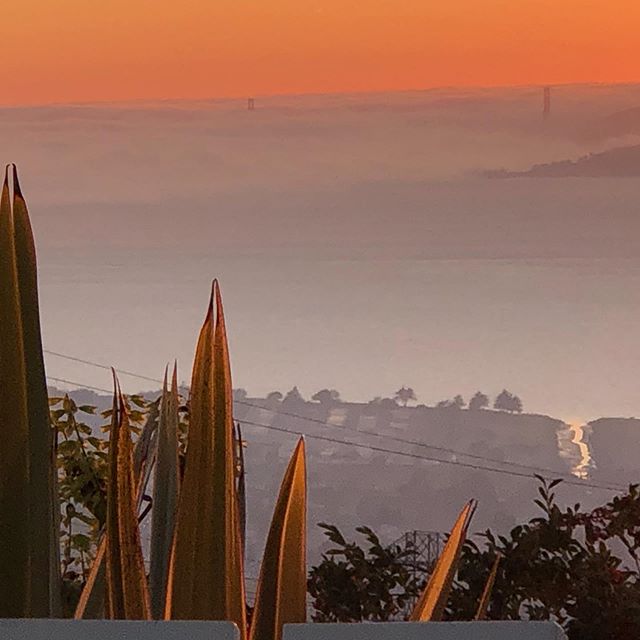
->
[[587, 417, 640, 483], [585, 106, 640, 141], [486, 144, 640, 178], [50, 385, 635, 570]]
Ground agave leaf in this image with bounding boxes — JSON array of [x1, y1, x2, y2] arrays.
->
[[410, 500, 476, 622], [74, 537, 107, 619], [250, 438, 307, 640], [133, 395, 160, 504], [12, 165, 61, 616], [168, 282, 246, 635], [235, 421, 247, 554], [0, 165, 30, 617], [475, 553, 501, 621], [149, 364, 180, 619], [104, 375, 150, 620], [75, 398, 160, 620], [0, 165, 60, 617]]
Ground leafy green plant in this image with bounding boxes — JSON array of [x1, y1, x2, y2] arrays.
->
[[308, 524, 425, 622], [450, 477, 640, 639]]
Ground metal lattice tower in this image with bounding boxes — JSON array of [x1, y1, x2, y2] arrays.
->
[[389, 530, 445, 617]]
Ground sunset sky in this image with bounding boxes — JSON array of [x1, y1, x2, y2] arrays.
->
[[2, 0, 639, 105]]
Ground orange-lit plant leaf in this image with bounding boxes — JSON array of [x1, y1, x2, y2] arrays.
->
[[0, 165, 60, 617], [0, 165, 29, 618], [75, 399, 160, 620], [104, 375, 151, 620], [74, 537, 107, 619], [410, 500, 476, 622], [149, 364, 180, 619], [167, 282, 246, 636], [475, 552, 501, 620], [250, 438, 307, 640]]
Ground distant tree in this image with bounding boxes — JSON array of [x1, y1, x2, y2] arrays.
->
[[436, 395, 465, 409], [266, 391, 283, 402], [468, 391, 489, 411], [233, 388, 248, 401], [283, 386, 304, 404], [312, 389, 341, 405], [394, 387, 417, 407], [494, 389, 523, 413]]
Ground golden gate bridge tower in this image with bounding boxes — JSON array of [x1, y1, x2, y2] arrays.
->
[[543, 86, 551, 119]]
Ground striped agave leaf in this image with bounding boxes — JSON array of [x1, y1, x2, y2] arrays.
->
[[235, 421, 247, 555], [149, 364, 180, 619], [0, 165, 60, 618], [104, 374, 151, 620], [410, 500, 476, 622], [167, 282, 246, 636], [475, 553, 501, 620], [250, 438, 307, 640], [75, 393, 161, 619]]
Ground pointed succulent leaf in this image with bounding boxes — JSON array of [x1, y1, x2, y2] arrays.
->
[[167, 282, 246, 635], [235, 421, 247, 555], [0, 165, 29, 618], [104, 375, 151, 620], [149, 364, 180, 619], [74, 537, 107, 619], [12, 166, 61, 616], [410, 500, 476, 622], [250, 438, 307, 640], [0, 165, 60, 617], [475, 553, 501, 620], [75, 391, 161, 620]]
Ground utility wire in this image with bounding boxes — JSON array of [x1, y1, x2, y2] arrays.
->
[[46, 374, 624, 493], [44, 349, 161, 384], [47, 375, 113, 395], [44, 348, 625, 490], [236, 419, 624, 494]]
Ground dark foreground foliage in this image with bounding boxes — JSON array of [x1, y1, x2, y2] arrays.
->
[[311, 478, 640, 639]]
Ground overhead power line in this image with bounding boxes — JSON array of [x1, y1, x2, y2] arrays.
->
[[237, 419, 624, 494], [47, 375, 113, 395], [43, 349, 627, 494]]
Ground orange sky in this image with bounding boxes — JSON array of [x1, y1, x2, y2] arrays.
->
[[2, 0, 639, 105]]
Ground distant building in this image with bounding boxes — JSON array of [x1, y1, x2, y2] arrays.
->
[[543, 86, 551, 119]]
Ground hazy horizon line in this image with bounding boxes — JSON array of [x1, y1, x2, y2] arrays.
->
[[3, 79, 640, 111]]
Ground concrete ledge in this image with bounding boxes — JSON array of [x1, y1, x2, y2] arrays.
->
[[0, 619, 239, 639], [283, 622, 567, 640]]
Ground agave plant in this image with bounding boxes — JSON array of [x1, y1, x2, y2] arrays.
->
[[72, 281, 309, 640], [0, 165, 483, 638], [0, 164, 60, 618]]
